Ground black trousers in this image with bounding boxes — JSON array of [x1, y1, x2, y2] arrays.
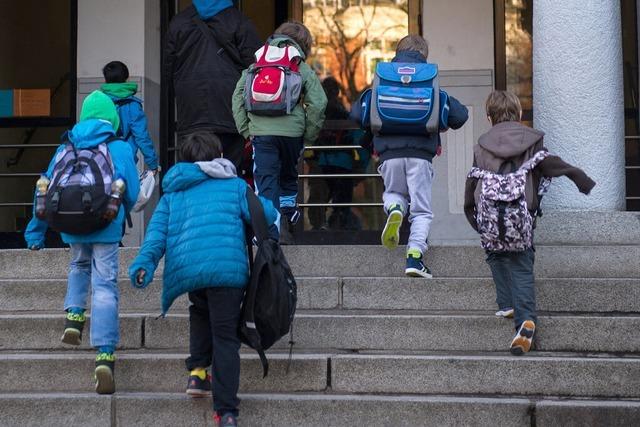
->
[[185, 287, 244, 417]]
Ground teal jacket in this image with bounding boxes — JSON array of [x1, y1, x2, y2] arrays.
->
[[101, 83, 159, 170], [232, 36, 328, 145], [24, 119, 140, 247], [128, 159, 277, 314]]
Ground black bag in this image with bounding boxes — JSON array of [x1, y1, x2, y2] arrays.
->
[[45, 135, 117, 235], [113, 98, 135, 140], [239, 189, 297, 377]]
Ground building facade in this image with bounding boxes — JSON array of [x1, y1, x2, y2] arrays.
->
[[0, 0, 637, 248]]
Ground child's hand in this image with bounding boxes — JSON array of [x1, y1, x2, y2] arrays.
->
[[131, 268, 150, 289]]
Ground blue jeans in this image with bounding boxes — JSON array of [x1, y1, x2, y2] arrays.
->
[[252, 135, 304, 240], [64, 243, 120, 349], [485, 248, 536, 329]]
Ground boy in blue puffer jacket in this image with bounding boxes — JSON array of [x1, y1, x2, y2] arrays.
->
[[25, 90, 140, 395], [129, 132, 276, 427], [101, 61, 159, 173]]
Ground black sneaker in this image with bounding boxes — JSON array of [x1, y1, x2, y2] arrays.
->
[[94, 353, 115, 394], [186, 372, 212, 398], [61, 311, 86, 346], [214, 413, 238, 427]]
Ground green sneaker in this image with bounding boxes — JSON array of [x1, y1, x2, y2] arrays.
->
[[95, 353, 116, 395], [381, 205, 404, 249], [61, 311, 86, 346]]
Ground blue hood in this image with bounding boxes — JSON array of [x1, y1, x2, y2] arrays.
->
[[193, 0, 233, 20], [68, 119, 117, 149], [392, 50, 427, 64]]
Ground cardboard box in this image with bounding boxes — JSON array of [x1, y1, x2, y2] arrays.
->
[[0, 90, 12, 117], [13, 89, 50, 117]]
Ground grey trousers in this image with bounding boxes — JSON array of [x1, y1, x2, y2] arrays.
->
[[485, 248, 537, 329], [378, 157, 434, 254]]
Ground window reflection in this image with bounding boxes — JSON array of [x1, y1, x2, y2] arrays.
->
[[302, 0, 408, 231], [505, 0, 533, 113]]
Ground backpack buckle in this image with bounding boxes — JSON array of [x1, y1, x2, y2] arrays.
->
[[82, 191, 92, 211], [51, 191, 60, 211]]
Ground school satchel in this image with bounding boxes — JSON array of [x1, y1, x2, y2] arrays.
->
[[244, 40, 303, 116], [44, 134, 117, 235], [239, 189, 297, 377], [358, 61, 450, 136], [468, 150, 551, 252]]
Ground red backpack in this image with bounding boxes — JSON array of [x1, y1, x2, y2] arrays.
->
[[244, 42, 303, 116]]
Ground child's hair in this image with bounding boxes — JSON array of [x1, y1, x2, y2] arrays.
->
[[102, 61, 130, 83], [485, 90, 522, 125], [179, 132, 223, 162], [274, 21, 313, 57], [396, 35, 429, 59]]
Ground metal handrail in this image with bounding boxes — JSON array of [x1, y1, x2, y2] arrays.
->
[[300, 202, 383, 207], [0, 144, 59, 149], [0, 173, 40, 178], [300, 173, 380, 179]]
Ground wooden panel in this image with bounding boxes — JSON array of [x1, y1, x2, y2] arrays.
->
[[409, 0, 422, 35], [445, 106, 475, 214]]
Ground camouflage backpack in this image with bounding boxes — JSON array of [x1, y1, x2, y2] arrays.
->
[[468, 150, 551, 252]]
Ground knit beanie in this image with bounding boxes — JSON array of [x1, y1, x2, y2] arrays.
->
[[79, 90, 120, 132]]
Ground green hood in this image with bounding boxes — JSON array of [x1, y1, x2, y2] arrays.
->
[[79, 90, 120, 131], [101, 82, 138, 99]]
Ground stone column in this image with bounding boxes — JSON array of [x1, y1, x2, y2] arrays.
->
[[533, 0, 625, 210]]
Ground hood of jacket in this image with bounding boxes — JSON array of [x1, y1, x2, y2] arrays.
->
[[79, 90, 120, 132], [193, 0, 233, 20], [392, 50, 427, 64], [162, 159, 236, 193], [478, 121, 544, 158], [68, 119, 118, 149], [101, 82, 138, 99], [268, 35, 306, 60]]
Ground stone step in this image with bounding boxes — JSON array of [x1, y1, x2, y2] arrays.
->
[[3, 276, 640, 314], [331, 354, 640, 398], [2, 245, 639, 279], [3, 392, 640, 427], [0, 277, 339, 313], [0, 352, 328, 394], [2, 312, 639, 353]]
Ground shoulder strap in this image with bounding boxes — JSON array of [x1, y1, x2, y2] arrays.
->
[[246, 188, 270, 243], [192, 16, 245, 72]]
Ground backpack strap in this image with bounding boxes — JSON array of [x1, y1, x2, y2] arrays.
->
[[192, 16, 245, 73], [246, 189, 270, 244]]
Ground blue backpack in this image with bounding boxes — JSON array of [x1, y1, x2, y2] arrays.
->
[[359, 62, 449, 136]]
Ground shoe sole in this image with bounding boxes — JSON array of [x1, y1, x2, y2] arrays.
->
[[495, 310, 515, 319], [61, 328, 82, 346], [186, 388, 211, 398], [95, 365, 115, 395], [510, 320, 535, 356], [381, 211, 403, 249], [405, 267, 433, 279]]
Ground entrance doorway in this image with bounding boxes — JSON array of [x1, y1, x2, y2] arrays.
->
[[160, 0, 422, 244]]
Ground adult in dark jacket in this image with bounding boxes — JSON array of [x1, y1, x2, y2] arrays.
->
[[163, 0, 261, 170]]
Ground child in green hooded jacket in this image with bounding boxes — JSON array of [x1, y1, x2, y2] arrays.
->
[[101, 61, 159, 173]]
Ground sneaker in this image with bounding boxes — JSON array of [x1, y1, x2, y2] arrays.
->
[[510, 320, 536, 356], [279, 214, 295, 245], [215, 413, 238, 427], [61, 311, 86, 346], [405, 250, 433, 279], [94, 353, 116, 394], [495, 308, 515, 319], [381, 205, 403, 249], [186, 371, 212, 398]]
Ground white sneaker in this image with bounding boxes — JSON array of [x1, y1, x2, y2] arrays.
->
[[510, 320, 536, 355], [495, 308, 514, 319]]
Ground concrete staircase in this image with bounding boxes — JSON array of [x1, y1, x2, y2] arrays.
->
[[1, 245, 640, 426]]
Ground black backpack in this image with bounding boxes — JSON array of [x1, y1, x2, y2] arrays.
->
[[113, 98, 135, 140], [239, 190, 297, 377], [45, 134, 117, 235]]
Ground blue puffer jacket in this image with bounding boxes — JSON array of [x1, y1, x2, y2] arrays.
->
[[24, 119, 140, 247], [128, 159, 277, 314]]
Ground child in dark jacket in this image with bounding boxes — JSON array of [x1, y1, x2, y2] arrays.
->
[[25, 91, 140, 394], [359, 35, 469, 278], [129, 132, 276, 426], [101, 61, 159, 173], [464, 90, 596, 355], [232, 21, 328, 243]]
